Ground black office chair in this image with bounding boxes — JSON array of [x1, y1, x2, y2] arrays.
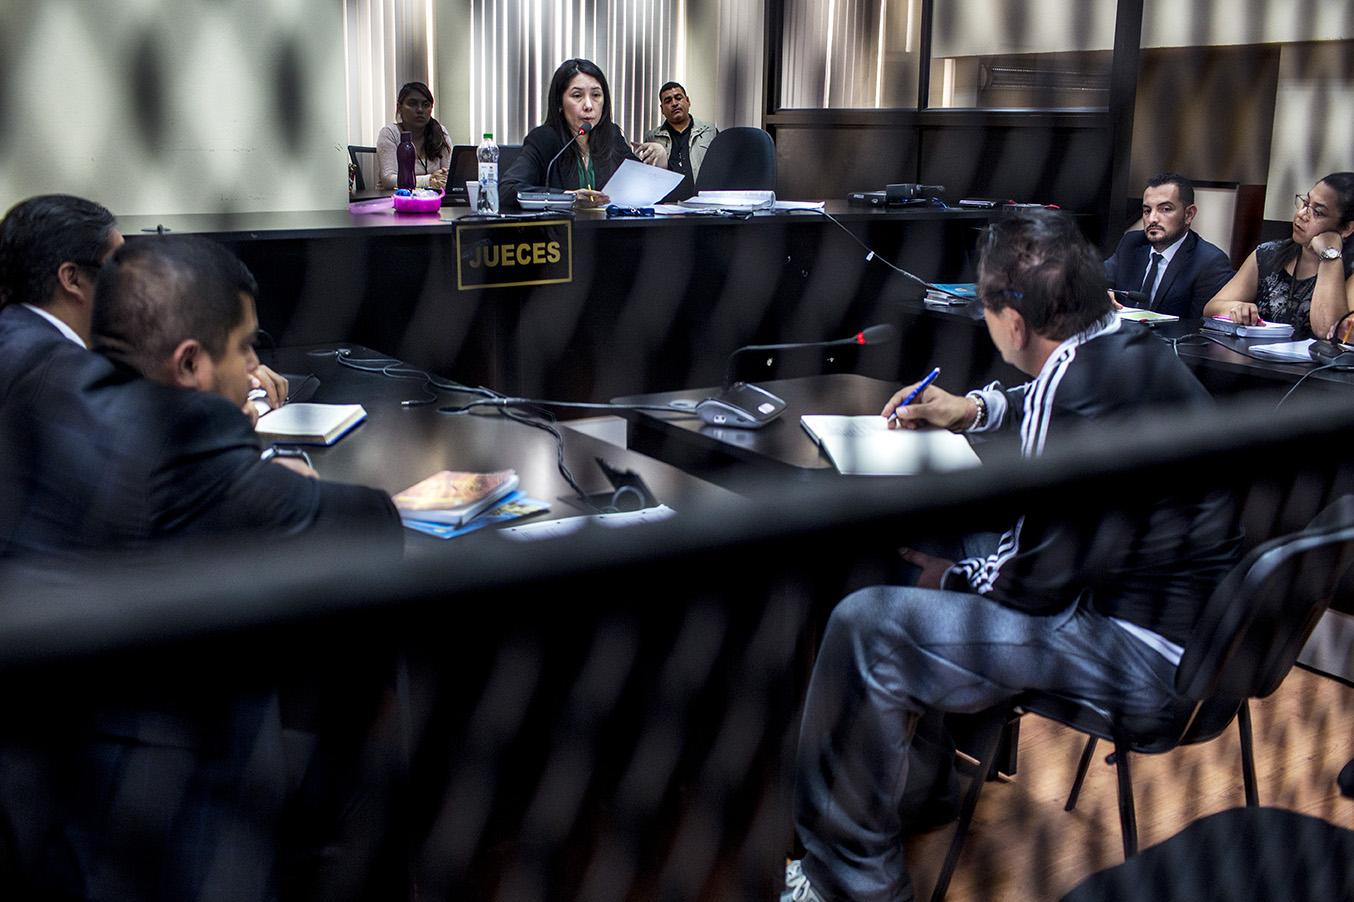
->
[[929, 496, 1354, 902], [348, 144, 377, 192], [694, 127, 777, 192], [1060, 807, 1354, 902]]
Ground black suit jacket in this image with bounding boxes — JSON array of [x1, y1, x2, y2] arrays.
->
[[0, 304, 401, 562], [1103, 230, 1234, 319], [500, 122, 640, 208], [0, 304, 403, 899]]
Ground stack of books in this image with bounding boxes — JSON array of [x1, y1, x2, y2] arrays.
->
[[392, 469, 550, 539], [924, 283, 976, 306]]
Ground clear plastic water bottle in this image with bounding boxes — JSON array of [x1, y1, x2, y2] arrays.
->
[[477, 132, 499, 214]]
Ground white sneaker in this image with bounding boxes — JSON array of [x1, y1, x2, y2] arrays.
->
[[782, 859, 827, 902]]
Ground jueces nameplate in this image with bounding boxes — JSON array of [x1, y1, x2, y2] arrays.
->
[[456, 219, 572, 290]]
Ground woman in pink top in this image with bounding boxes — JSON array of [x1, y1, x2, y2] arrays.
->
[[375, 82, 452, 190]]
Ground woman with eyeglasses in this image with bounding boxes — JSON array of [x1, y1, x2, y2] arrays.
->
[[375, 81, 452, 191], [1203, 172, 1354, 339]]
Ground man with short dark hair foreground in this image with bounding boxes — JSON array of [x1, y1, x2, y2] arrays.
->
[[784, 209, 1240, 902], [0, 213, 401, 899], [0, 228, 399, 560], [1104, 172, 1233, 318]]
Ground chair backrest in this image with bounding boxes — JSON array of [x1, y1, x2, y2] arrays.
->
[[348, 144, 377, 192], [695, 127, 777, 192], [1178, 496, 1354, 701]]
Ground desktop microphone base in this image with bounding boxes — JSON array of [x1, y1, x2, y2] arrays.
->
[[695, 383, 787, 429]]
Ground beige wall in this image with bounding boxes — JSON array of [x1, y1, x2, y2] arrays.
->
[[0, 0, 347, 217], [686, 0, 764, 129], [932, 0, 1354, 57], [1266, 41, 1354, 221]]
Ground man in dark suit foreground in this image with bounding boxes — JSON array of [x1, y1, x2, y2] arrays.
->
[[1103, 172, 1234, 318], [0, 223, 400, 560], [0, 203, 402, 899]]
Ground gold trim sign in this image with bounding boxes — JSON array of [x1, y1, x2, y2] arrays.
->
[[456, 219, 573, 290]]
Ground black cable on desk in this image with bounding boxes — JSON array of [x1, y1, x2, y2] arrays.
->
[[810, 208, 934, 292], [436, 396, 693, 415], [1275, 362, 1354, 409], [305, 348, 643, 513]]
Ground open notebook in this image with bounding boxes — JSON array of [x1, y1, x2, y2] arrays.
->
[[801, 415, 981, 476]]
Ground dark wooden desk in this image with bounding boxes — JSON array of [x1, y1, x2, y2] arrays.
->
[[614, 373, 1021, 495], [261, 345, 741, 546], [878, 298, 1354, 403], [614, 374, 900, 493], [119, 205, 1002, 405]]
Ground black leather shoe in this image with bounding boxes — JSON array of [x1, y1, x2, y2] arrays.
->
[[1339, 758, 1354, 799]]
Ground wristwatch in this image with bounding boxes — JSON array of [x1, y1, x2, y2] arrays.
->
[[1318, 245, 1342, 261]]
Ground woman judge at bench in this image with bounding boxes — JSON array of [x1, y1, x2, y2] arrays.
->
[[500, 59, 645, 209], [1203, 172, 1354, 339], [376, 81, 452, 190]]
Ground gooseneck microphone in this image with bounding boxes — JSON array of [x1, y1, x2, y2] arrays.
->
[[694, 324, 901, 430], [723, 324, 899, 387], [543, 121, 593, 189]]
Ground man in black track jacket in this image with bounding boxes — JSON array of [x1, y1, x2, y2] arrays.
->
[[783, 209, 1241, 902]]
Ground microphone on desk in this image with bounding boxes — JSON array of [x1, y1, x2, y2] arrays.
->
[[544, 122, 593, 188], [1111, 289, 1150, 309], [723, 323, 899, 387], [695, 324, 900, 430]]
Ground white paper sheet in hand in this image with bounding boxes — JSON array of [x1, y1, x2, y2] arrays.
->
[[601, 159, 684, 207]]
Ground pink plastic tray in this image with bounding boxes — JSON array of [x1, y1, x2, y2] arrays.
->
[[392, 190, 443, 213]]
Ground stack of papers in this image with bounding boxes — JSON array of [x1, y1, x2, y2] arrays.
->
[[925, 283, 976, 306], [800, 415, 981, 476], [1201, 316, 1294, 338], [1116, 307, 1179, 324], [503, 504, 677, 540], [601, 159, 684, 207], [681, 191, 776, 211], [1248, 339, 1315, 363]]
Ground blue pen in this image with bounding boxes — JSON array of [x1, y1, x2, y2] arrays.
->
[[888, 367, 941, 422]]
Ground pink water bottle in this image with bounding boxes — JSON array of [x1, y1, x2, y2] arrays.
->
[[396, 131, 416, 191]]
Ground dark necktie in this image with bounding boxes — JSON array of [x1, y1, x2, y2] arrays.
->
[[1141, 252, 1164, 308]]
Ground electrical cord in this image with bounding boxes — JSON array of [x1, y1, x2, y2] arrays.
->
[[1156, 332, 1212, 359], [1275, 361, 1354, 409], [304, 347, 646, 513], [811, 208, 933, 291], [436, 396, 693, 415]]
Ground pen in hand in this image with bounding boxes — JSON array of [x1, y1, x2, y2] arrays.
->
[[887, 367, 941, 423]]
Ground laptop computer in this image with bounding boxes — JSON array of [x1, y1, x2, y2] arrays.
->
[[445, 143, 524, 206]]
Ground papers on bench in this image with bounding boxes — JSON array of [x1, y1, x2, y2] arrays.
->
[[1116, 307, 1179, 324], [601, 159, 684, 207], [1201, 316, 1294, 338], [1249, 339, 1316, 363], [502, 504, 677, 540], [681, 190, 776, 211], [801, 415, 981, 476]]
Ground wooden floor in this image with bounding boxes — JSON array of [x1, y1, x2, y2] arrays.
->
[[902, 666, 1354, 901]]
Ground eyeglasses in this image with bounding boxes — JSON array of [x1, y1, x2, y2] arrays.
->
[[1295, 194, 1330, 218], [978, 288, 1024, 306]]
